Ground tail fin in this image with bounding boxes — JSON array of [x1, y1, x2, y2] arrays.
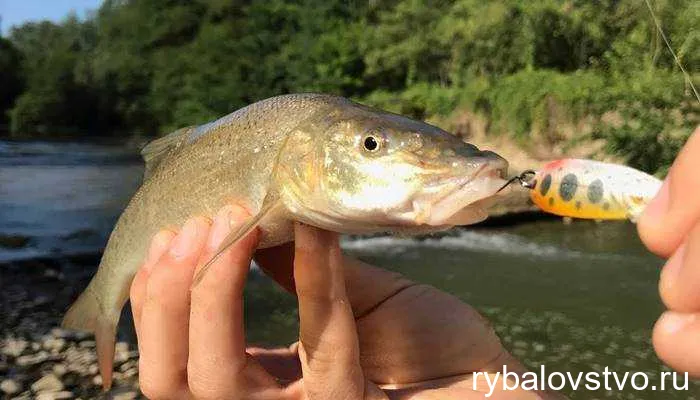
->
[[62, 286, 117, 390]]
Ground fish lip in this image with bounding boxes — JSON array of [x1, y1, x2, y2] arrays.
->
[[389, 158, 508, 226], [415, 161, 508, 226], [433, 160, 508, 202]]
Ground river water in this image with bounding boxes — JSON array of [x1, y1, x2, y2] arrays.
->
[[1, 140, 697, 399]]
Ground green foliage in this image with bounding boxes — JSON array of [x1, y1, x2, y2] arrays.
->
[[7, 19, 104, 136], [598, 106, 691, 176], [363, 83, 462, 119], [478, 70, 605, 139], [591, 71, 698, 175], [0, 37, 23, 129], [1, 0, 697, 172]]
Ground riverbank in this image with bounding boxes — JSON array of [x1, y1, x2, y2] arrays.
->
[[0, 254, 141, 399]]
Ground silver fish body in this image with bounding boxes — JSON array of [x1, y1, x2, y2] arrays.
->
[[62, 94, 508, 388]]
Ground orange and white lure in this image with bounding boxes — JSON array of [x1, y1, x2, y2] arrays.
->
[[506, 159, 663, 222]]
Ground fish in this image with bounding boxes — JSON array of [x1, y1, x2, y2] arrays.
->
[[61, 93, 509, 389], [526, 158, 662, 221]]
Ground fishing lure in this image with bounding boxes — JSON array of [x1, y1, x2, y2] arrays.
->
[[502, 159, 662, 222]]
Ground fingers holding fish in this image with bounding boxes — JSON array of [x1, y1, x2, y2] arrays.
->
[[293, 223, 383, 399], [187, 205, 268, 396], [130, 229, 176, 336], [138, 216, 211, 399]]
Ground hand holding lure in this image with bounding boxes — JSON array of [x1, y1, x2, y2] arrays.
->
[[502, 159, 662, 222]]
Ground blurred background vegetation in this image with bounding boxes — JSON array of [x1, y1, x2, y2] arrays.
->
[[0, 0, 698, 174]]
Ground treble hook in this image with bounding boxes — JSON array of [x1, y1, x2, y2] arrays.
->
[[496, 169, 537, 193]]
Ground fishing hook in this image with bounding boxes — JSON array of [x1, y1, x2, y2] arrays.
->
[[497, 169, 537, 193]]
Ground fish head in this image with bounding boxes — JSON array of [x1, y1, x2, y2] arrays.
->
[[278, 100, 508, 233]]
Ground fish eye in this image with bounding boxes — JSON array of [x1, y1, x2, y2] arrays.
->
[[362, 135, 382, 153]]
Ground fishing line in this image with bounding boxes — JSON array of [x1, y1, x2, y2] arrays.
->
[[644, 0, 700, 105]]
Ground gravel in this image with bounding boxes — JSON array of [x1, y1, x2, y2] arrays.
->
[[0, 379, 21, 395], [1, 255, 143, 399]]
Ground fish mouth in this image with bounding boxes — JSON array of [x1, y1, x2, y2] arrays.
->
[[407, 160, 508, 227]]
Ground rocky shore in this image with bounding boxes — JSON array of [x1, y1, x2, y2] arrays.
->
[[1, 255, 141, 399]]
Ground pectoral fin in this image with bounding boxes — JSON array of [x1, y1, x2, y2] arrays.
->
[[191, 199, 281, 287]]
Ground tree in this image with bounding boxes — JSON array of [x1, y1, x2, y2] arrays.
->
[[8, 18, 101, 136], [0, 37, 23, 133]]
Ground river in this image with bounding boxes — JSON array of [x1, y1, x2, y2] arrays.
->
[[0, 140, 696, 399]]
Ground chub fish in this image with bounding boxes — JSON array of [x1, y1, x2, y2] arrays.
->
[[62, 94, 508, 388]]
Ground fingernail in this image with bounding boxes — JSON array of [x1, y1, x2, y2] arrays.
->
[[170, 218, 201, 259], [208, 206, 234, 249], [658, 311, 696, 334], [642, 179, 670, 223], [144, 230, 175, 271]]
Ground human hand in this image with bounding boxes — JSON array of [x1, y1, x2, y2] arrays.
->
[[130, 204, 559, 399], [256, 242, 557, 399], [638, 125, 700, 377]]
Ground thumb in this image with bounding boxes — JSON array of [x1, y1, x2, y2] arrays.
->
[[292, 223, 385, 400]]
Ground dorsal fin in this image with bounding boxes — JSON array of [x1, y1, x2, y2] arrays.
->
[[141, 126, 194, 179]]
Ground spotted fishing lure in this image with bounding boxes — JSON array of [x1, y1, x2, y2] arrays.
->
[[505, 159, 663, 222]]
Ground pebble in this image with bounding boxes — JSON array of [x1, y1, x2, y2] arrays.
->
[[0, 379, 21, 395], [42, 337, 66, 353], [115, 342, 129, 354], [36, 391, 74, 400], [2, 257, 143, 399], [52, 364, 68, 378], [120, 368, 138, 379], [2, 338, 28, 357], [118, 360, 137, 373], [15, 351, 49, 367], [78, 341, 95, 349], [31, 374, 64, 393], [49, 328, 90, 342], [111, 388, 139, 400]]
